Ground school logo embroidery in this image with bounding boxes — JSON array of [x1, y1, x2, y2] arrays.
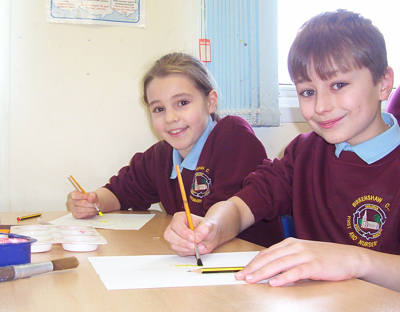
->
[[352, 203, 387, 241], [190, 172, 212, 199]]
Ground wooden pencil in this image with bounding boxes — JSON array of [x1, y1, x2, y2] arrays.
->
[[175, 165, 203, 266], [16, 213, 42, 221], [70, 175, 103, 216], [189, 267, 244, 274]]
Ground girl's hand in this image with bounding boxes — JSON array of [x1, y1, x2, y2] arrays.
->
[[164, 211, 221, 256], [68, 190, 99, 219], [235, 238, 364, 286]]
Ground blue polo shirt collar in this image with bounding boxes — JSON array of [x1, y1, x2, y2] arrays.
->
[[170, 116, 216, 179], [335, 112, 400, 164]]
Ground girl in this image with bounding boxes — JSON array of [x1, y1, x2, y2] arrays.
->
[[68, 52, 283, 247]]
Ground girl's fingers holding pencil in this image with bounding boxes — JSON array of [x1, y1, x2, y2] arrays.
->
[[164, 228, 196, 257], [86, 192, 100, 206], [164, 212, 219, 256], [169, 242, 197, 257], [193, 221, 220, 254], [69, 190, 89, 200], [164, 212, 199, 256]]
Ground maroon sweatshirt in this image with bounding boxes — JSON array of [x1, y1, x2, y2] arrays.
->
[[237, 131, 400, 254], [105, 116, 284, 247]]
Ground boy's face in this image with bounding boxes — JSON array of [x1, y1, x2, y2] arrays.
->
[[295, 66, 393, 146]]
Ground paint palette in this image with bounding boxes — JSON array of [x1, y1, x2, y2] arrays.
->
[[10, 225, 107, 253]]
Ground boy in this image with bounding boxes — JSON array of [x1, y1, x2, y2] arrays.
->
[[164, 10, 400, 292]]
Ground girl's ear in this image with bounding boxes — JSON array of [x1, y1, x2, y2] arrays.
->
[[207, 90, 218, 114], [379, 66, 394, 101]]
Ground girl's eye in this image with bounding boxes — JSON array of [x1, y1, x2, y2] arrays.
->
[[152, 107, 164, 113], [332, 82, 347, 90], [300, 90, 316, 97]]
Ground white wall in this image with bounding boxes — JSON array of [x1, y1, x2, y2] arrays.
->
[[1, 0, 309, 213], [0, 1, 11, 211]]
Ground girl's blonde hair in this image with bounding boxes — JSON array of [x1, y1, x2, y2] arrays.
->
[[142, 53, 219, 121]]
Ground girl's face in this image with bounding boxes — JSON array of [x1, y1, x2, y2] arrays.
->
[[295, 66, 393, 146], [146, 74, 217, 158]]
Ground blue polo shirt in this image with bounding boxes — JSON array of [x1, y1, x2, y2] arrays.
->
[[335, 112, 400, 164], [170, 116, 217, 179]]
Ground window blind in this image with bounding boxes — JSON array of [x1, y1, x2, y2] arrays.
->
[[204, 0, 279, 126]]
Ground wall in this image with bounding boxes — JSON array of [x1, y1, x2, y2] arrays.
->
[[1, 0, 309, 213]]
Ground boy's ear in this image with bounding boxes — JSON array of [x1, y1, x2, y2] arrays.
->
[[207, 90, 218, 113], [379, 66, 394, 101]]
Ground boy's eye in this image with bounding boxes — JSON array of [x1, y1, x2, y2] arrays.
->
[[178, 100, 190, 106], [332, 82, 347, 90], [300, 90, 316, 97]]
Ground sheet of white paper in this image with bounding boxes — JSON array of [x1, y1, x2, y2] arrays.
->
[[88, 252, 268, 290], [49, 213, 155, 230]]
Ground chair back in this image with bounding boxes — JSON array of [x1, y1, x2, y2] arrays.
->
[[386, 87, 400, 122]]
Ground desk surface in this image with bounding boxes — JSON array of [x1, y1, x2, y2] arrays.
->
[[1, 211, 399, 311]]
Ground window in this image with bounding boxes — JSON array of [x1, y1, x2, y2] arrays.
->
[[203, 0, 280, 127]]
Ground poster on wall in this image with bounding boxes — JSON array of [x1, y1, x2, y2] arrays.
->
[[46, 0, 146, 28]]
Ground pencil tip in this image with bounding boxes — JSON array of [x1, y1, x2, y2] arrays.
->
[[197, 258, 203, 266]]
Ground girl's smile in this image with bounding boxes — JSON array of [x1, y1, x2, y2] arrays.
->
[[168, 127, 187, 136], [146, 73, 217, 158]]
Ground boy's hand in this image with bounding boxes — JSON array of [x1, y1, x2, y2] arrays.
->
[[164, 211, 220, 256], [235, 238, 363, 286], [68, 190, 99, 219]]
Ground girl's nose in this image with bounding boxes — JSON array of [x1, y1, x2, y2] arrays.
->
[[165, 109, 179, 123]]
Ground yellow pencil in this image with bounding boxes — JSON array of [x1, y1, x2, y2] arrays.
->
[[16, 213, 42, 221], [189, 267, 244, 274], [175, 165, 203, 266], [69, 175, 103, 216]]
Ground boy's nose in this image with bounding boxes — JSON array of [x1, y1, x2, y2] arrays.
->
[[314, 91, 333, 115]]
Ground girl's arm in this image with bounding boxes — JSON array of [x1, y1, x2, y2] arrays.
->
[[68, 187, 121, 219], [164, 196, 255, 255], [95, 187, 121, 212]]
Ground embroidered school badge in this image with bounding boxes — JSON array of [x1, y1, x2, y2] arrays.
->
[[190, 172, 212, 198], [352, 203, 387, 241]]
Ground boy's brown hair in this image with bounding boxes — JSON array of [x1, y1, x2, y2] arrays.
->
[[288, 9, 388, 85]]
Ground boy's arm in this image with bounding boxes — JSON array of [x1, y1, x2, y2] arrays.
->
[[235, 238, 400, 292], [164, 196, 255, 255], [359, 247, 400, 291]]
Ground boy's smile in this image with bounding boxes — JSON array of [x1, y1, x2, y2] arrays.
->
[[295, 66, 393, 146], [146, 74, 217, 158]]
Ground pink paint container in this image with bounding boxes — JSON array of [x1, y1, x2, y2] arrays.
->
[[0, 233, 37, 266]]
